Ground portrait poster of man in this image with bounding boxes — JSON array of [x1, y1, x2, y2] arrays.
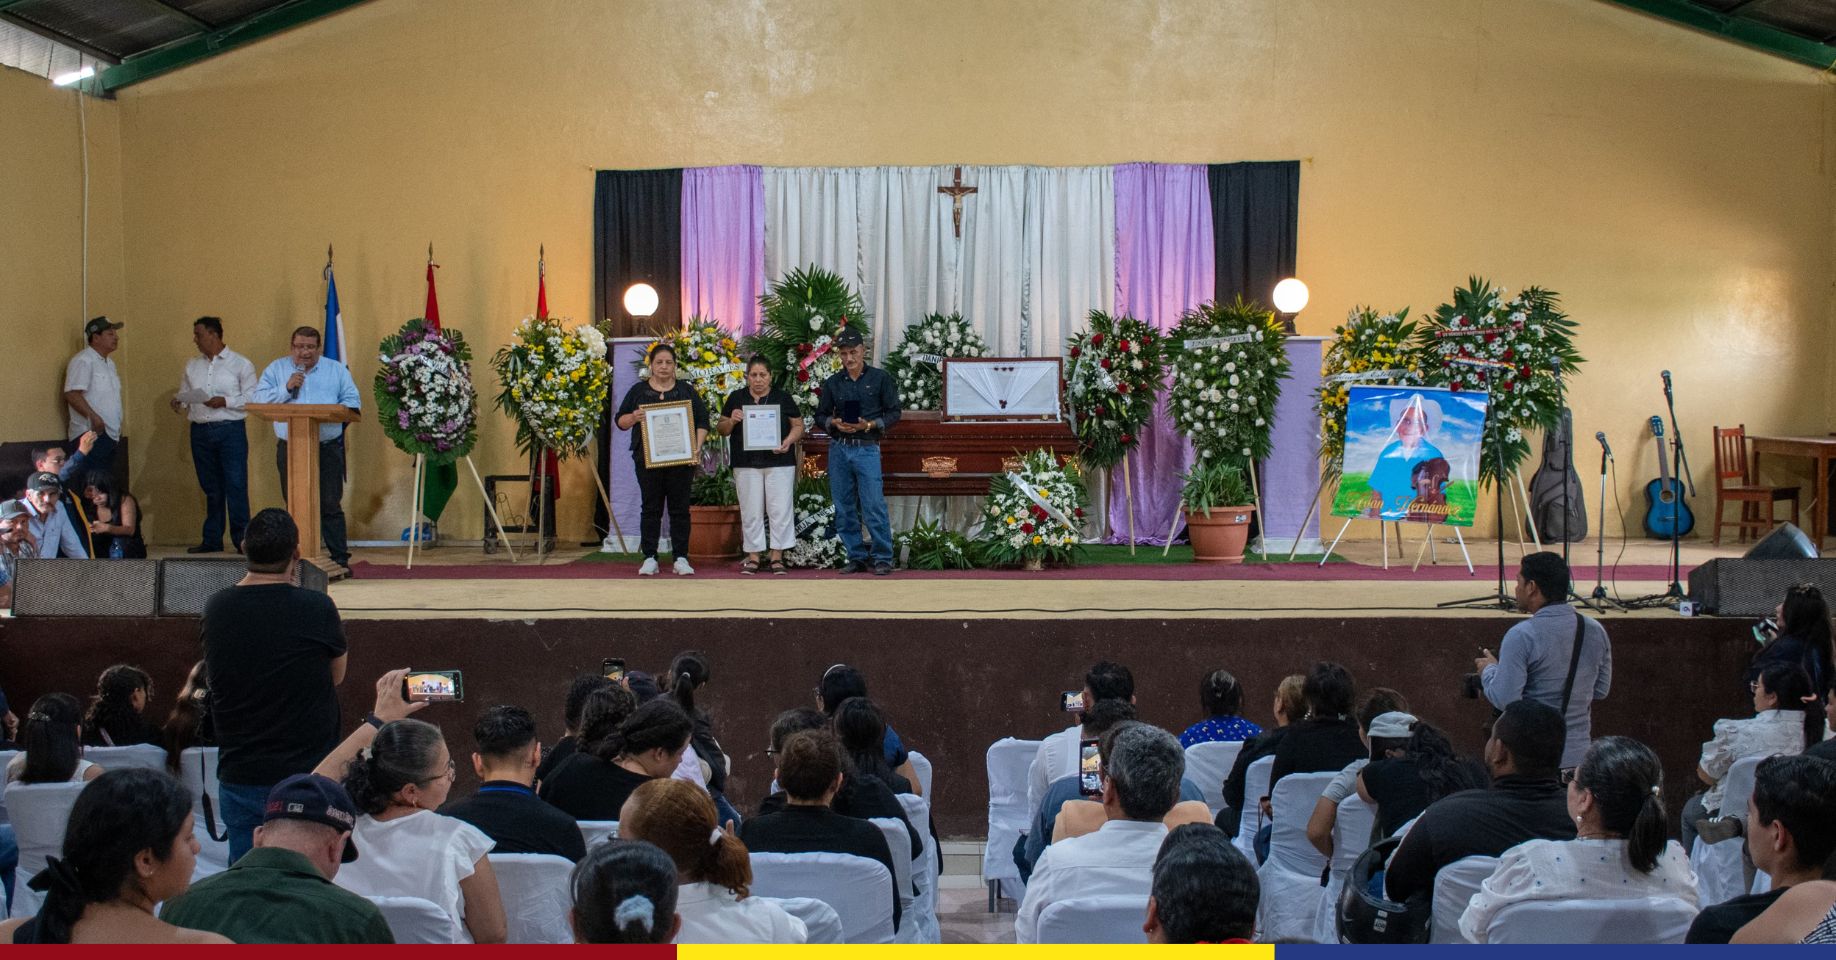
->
[[1330, 385, 1487, 525]]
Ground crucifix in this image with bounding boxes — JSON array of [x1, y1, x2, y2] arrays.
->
[[937, 165, 977, 238]]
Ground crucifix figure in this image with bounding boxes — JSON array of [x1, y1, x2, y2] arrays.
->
[[938, 165, 977, 238]]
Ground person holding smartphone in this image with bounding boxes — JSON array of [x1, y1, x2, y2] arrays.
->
[[717, 357, 803, 575], [811, 327, 900, 576]]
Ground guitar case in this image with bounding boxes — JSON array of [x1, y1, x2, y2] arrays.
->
[[1526, 408, 1588, 542]]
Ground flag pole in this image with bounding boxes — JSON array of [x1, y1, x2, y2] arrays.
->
[[536, 449, 550, 564]]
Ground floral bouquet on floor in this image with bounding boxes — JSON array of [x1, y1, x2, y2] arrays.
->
[[971, 449, 1088, 569], [1066, 310, 1166, 470], [785, 469, 847, 569], [749, 266, 870, 417], [491, 316, 610, 459], [1167, 297, 1290, 465], [884, 313, 987, 410], [1421, 278, 1582, 484], [375, 318, 478, 462], [1316, 307, 1423, 478]]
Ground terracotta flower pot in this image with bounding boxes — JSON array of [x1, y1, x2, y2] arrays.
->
[[687, 504, 743, 562], [1184, 505, 1254, 564]]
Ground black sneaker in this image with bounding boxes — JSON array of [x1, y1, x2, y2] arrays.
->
[[839, 560, 868, 574], [872, 562, 893, 576]]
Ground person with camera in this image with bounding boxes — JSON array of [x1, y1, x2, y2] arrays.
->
[[1471, 552, 1611, 771]]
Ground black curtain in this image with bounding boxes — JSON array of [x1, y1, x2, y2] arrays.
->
[[1208, 161, 1300, 306], [593, 169, 682, 541]]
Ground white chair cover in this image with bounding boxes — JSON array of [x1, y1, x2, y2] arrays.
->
[[1255, 770, 1336, 943], [866, 817, 917, 940], [367, 895, 462, 944], [1428, 855, 1500, 944], [489, 853, 575, 944], [82, 744, 167, 772], [1485, 896, 1699, 944], [577, 820, 619, 847], [5, 782, 87, 918], [896, 792, 941, 943], [761, 897, 845, 944], [908, 750, 934, 805], [1034, 894, 1150, 944], [748, 851, 896, 944], [1184, 740, 1243, 818], [1689, 754, 1767, 906], [982, 737, 1041, 903], [1311, 795, 1377, 943], [0, 750, 19, 824], [1233, 755, 1276, 862], [178, 746, 229, 881]]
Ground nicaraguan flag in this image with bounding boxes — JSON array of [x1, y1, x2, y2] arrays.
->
[[323, 261, 346, 364]]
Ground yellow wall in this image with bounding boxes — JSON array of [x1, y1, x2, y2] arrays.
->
[[7, 0, 1832, 544]]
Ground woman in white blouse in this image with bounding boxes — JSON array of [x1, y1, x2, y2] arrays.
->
[[312, 669, 507, 943], [618, 778, 807, 944], [1460, 736, 1697, 943], [1680, 661, 1812, 850]]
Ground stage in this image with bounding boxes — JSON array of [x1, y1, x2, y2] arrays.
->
[[0, 535, 1757, 836]]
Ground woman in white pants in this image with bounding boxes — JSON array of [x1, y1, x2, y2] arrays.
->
[[718, 357, 803, 574]]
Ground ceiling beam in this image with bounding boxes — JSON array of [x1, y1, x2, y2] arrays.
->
[[92, 0, 370, 92], [121, 0, 215, 34], [1599, 0, 1836, 71], [0, 11, 122, 64]]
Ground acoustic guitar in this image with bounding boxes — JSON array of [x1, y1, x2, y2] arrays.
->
[[1642, 415, 1696, 538]]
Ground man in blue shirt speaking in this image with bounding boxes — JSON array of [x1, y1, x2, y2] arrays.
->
[[255, 326, 361, 573]]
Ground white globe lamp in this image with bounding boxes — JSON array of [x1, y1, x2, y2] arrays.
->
[[1272, 278, 1310, 315], [622, 282, 660, 319]]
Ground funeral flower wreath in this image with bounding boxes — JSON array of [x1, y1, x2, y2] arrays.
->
[[1066, 310, 1166, 471], [1167, 297, 1290, 465], [972, 448, 1088, 568], [750, 266, 870, 417], [375, 317, 478, 462], [883, 312, 987, 410], [1315, 306, 1423, 477], [491, 316, 610, 458]]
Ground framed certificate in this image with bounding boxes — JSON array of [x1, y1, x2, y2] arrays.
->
[[742, 404, 782, 452], [639, 401, 697, 468]]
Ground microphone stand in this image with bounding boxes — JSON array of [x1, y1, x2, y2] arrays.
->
[[1440, 366, 1516, 611], [1590, 435, 1626, 610], [1659, 377, 1692, 601]]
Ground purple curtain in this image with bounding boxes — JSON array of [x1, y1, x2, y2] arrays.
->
[[1110, 163, 1215, 544], [681, 165, 765, 334]]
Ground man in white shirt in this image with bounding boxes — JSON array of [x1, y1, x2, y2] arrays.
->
[[171, 316, 257, 554], [63, 316, 125, 474], [1027, 660, 1136, 820], [1016, 721, 1183, 943], [254, 326, 362, 572]]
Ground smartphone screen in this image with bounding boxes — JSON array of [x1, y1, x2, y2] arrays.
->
[[1078, 738, 1102, 797], [603, 658, 626, 683], [403, 670, 463, 703], [842, 399, 862, 423], [1061, 691, 1084, 713]]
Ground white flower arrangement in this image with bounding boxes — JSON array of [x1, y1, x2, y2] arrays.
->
[[491, 316, 611, 458], [1167, 298, 1289, 465], [883, 313, 987, 410], [971, 449, 1088, 568]]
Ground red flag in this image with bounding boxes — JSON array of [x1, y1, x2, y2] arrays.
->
[[424, 253, 442, 330], [534, 246, 560, 497]]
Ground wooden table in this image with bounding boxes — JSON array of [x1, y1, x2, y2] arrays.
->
[[1749, 435, 1836, 551]]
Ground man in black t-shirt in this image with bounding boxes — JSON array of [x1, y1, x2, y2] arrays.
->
[[442, 705, 587, 861], [202, 508, 347, 864], [1686, 755, 1836, 943]]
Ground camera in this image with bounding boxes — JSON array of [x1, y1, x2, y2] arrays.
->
[[1460, 672, 1484, 699]]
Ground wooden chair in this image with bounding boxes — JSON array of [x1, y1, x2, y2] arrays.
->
[[1713, 425, 1799, 545]]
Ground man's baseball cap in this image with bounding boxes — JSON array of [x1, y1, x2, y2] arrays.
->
[[0, 500, 28, 522], [84, 316, 123, 339], [26, 473, 61, 494], [834, 328, 864, 348], [1367, 711, 1418, 740], [264, 773, 362, 862]]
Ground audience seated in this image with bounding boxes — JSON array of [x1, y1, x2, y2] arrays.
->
[[1307, 706, 1414, 859], [756, 708, 918, 859], [1812, 671, 1836, 763], [1027, 660, 1133, 817], [1750, 583, 1833, 698], [569, 839, 682, 944], [1271, 662, 1367, 790], [314, 669, 506, 944], [160, 661, 214, 772], [0, 768, 228, 944], [834, 697, 913, 795], [80, 664, 161, 748], [0, 499, 34, 609], [1734, 878, 1836, 944], [1217, 673, 1306, 836], [1459, 736, 1697, 943], [161, 773, 392, 943], [1687, 754, 1836, 942], [534, 674, 616, 785], [1384, 699, 1575, 902], [1050, 723, 1214, 844], [1684, 661, 1814, 850], [540, 698, 693, 822], [1016, 722, 1183, 943], [666, 651, 737, 824], [739, 729, 901, 930], [1355, 718, 1484, 840], [1179, 669, 1261, 748], [619, 778, 807, 944], [440, 705, 586, 861], [1144, 823, 1258, 944], [80, 471, 145, 559], [8, 693, 104, 784], [1020, 698, 1149, 877], [817, 664, 920, 795]]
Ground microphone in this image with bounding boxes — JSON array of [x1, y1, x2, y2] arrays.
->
[[289, 363, 305, 400], [1595, 431, 1613, 460], [1661, 369, 1673, 400]]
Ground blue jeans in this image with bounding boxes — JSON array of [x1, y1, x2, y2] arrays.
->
[[219, 780, 271, 865], [85, 432, 119, 475], [829, 442, 892, 565], [191, 421, 250, 549]]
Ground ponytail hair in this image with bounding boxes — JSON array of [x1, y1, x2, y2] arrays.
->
[[668, 650, 711, 719], [82, 664, 151, 747], [1756, 661, 1821, 747], [23, 768, 191, 944], [579, 686, 638, 762], [620, 778, 752, 897], [1576, 736, 1668, 873], [20, 693, 84, 784], [1402, 720, 1487, 803], [598, 699, 693, 764], [340, 718, 445, 815], [569, 839, 679, 944], [1199, 669, 1243, 718]]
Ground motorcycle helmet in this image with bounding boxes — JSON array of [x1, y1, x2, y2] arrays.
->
[[1335, 836, 1432, 943]]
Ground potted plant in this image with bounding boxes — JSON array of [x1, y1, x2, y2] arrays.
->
[[1180, 459, 1255, 564]]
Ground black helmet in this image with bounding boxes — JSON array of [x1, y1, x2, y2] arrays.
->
[[1335, 837, 1431, 943]]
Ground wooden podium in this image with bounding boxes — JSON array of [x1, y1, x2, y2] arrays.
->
[[248, 403, 361, 574]]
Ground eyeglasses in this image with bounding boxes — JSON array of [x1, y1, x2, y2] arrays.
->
[[1750, 680, 1762, 693], [421, 759, 456, 785], [1560, 769, 1580, 787]]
